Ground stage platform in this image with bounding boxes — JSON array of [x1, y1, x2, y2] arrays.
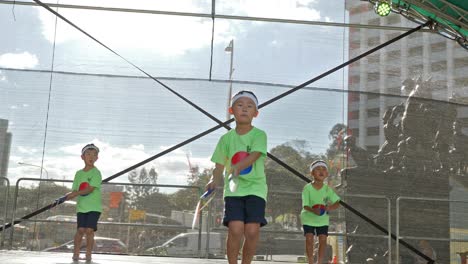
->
[[0, 250, 300, 263]]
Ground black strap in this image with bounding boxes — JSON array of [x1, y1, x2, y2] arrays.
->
[[3, 3, 435, 263]]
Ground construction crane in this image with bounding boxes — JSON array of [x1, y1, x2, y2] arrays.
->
[[186, 152, 197, 183]]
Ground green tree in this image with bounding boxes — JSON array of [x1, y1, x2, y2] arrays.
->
[[325, 123, 348, 177], [148, 167, 159, 193], [266, 140, 323, 225], [134, 191, 172, 217], [14, 182, 72, 216], [126, 167, 159, 208], [0, 182, 74, 238], [326, 123, 347, 157], [168, 168, 212, 212]]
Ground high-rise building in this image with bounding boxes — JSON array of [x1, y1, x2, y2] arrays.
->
[[344, 3, 467, 263], [345, 2, 468, 153], [0, 118, 12, 180]]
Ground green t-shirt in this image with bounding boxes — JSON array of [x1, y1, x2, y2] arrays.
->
[[72, 167, 102, 213], [300, 183, 340, 227], [211, 127, 268, 201]]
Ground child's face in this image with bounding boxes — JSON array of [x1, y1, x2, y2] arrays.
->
[[230, 97, 258, 125], [311, 166, 328, 181], [81, 149, 98, 166]]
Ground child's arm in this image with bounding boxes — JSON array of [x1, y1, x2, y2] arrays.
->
[[303, 206, 322, 216], [65, 186, 95, 200], [326, 201, 340, 212], [206, 163, 224, 191], [326, 187, 341, 212], [231, 152, 261, 177]]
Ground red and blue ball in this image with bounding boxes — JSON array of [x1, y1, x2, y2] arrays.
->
[[79, 182, 90, 196], [312, 204, 327, 216], [231, 151, 252, 175]]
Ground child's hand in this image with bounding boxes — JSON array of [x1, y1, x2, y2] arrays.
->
[[205, 179, 216, 192], [55, 195, 68, 204], [65, 191, 77, 200], [312, 207, 322, 216], [230, 165, 239, 178]]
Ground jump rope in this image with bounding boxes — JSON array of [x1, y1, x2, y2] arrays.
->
[[2, 1, 434, 263]]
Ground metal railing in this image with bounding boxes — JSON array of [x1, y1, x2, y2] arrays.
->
[[207, 191, 392, 263], [396, 196, 468, 264], [4, 177, 467, 263], [8, 178, 203, 253], [345, 193, 392, 264], [0, 176, 10, 248]]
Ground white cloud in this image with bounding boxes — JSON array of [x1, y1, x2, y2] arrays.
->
[[59, 0, 204, 13], [37, 4, 231, 56], [223, 0, 321, 21], [8, 104, 29, 110], [0, 70, 6, 81], [36, 1, 320, 56], [11, 140, 213, 188], [296, 0, 317, 5], [0, 52, 39, 69], [152, 145, 213, 185], [17, 146, 40, 154]]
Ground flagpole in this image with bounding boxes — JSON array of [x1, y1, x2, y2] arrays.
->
[[225, 39, 234, 121]]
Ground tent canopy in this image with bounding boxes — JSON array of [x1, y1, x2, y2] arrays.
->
[[389, 0, 468, 48]]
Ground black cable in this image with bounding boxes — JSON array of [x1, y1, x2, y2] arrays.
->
[[30, 0, 59, 246], [257, 21, 430, 110], [339, 201, 434, 263], [29, 0, 305, 185], [31, 0, 223, 128], [11, 0, 16, 21], [4, 3, 434, 262], [208, 0, 215, 81]]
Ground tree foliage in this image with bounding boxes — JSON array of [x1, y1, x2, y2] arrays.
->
[[326, 123, 347, 157], [168, 167, 212, 212], [126, 167, 159, 208], [266, 140, 324, 224], [0, 182, 74, 227], [325, 123, 348, 176], [133, 191, 172, 217]]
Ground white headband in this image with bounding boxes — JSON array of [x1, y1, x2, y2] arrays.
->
[[231, 92, 258, 108], [310, 161, 328, 172], [82, 144, 99, 155]]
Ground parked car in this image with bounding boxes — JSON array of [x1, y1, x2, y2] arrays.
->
[[43, 236, 128, 254], [145, 232, 225, 258], [46, 215, 76, 222]]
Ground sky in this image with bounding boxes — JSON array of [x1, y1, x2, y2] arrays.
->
[[0, 0, 348, 187]]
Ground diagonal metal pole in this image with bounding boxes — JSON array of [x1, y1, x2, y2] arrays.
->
[[3, 2, 433, 262]]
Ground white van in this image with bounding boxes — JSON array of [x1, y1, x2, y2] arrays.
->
[[146, 232, 225, 258]]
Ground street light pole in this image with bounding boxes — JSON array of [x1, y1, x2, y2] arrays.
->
[[18, 162, 49, 180], [225, 39, 234, 121]]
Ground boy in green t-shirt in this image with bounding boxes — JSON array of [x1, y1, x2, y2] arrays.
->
[[206, 90, 267, 264], [301, 160, 340, 264], [65, 143, 102, 262]]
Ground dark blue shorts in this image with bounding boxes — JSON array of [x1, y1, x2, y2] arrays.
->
[[77, 211, 101, 231], [303, 225, 328, 236], [223, 195, 267, 227]]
